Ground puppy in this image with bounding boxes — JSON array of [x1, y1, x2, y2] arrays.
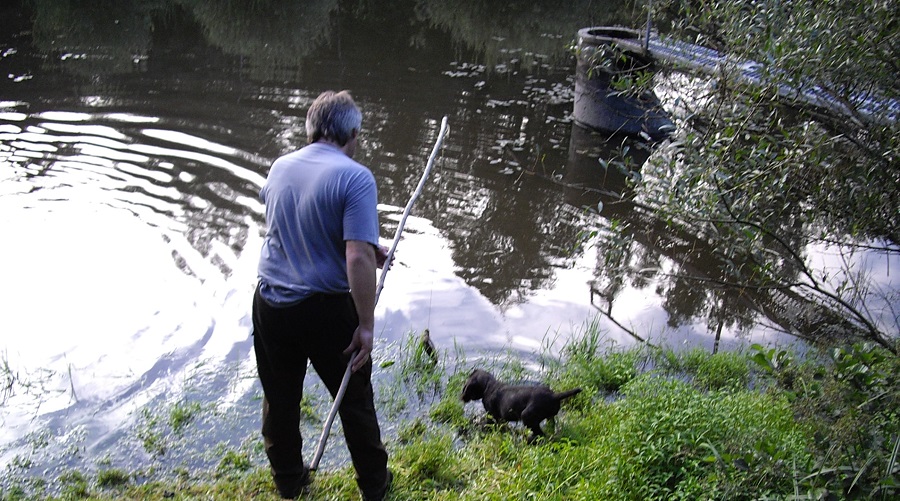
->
[[461, 369, 582, 439]]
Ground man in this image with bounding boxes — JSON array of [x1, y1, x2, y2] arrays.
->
[[252, 90, 392, 500]]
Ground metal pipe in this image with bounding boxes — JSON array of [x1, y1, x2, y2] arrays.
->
[[309, 116, 450, 471]]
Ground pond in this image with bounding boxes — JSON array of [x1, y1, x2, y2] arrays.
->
[[4, 0, 891, 486]]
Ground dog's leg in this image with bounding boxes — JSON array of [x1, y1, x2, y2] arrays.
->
[[521, 399, 556, 443], [521, 411, 545, 441], [525, 428, 544, 444]]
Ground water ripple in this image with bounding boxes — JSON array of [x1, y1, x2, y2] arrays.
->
[[1, 109, 264, 282]]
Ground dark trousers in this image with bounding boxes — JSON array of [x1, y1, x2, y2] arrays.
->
[[252, 286, 389, 493]]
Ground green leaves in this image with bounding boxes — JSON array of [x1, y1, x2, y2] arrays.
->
[[749, 343, 793, 375], [631, 0, 900, 348]]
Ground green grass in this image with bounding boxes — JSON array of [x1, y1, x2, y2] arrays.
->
[[95, 469, 130, 488], [2, 323, 897, 501], [169, 401, 203, 435], [657, 347, 752, 391]]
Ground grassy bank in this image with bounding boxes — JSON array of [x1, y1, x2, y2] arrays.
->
[[2, 322, 897, 500]]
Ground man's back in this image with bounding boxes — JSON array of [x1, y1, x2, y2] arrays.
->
[[257, 142, 379, 305]]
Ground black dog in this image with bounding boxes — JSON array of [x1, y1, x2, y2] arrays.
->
[[461, 369, 582, 439]]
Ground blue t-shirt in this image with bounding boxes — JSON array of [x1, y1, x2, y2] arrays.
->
[[257, 142, 379, 306]]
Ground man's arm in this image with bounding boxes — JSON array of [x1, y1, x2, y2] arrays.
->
[[344, 239, 377, 372]]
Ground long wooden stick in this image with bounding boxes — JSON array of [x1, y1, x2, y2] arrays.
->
[[310, 116, 449, 471]]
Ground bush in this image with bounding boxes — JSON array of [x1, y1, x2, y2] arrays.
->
[[762, 343, 900, 498]]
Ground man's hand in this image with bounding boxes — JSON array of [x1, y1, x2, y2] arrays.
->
[[375, 244, 393, 270], [343, 325, 374, 372]]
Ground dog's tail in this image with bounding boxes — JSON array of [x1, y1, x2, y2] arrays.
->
[[554, 388, 582, 401]]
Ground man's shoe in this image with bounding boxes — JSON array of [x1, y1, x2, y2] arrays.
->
[[274, 466, 311, 499], [361, 469, 392, 501]]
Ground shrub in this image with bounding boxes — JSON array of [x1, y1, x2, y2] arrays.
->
[[775, 343, 900, 498]]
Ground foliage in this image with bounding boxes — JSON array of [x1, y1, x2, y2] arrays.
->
[[379, 329, 455, 421], [168, 401, 203, 435], [631, 0, 900, 351], [4, 327, 897, 500], [576, 39, 659, 99], [392, 430, 466, 497], [544, 319, 645, 399], [659, 0, 898, 122], [298, 395, 321, 423], [95, 469, 130, 488], [136, 407, 167, 457], [134, 398, 207, 458], [749, 342, 900, 498], [397, 330, 445, 397], [658, 346, 751, 391], [748, 343, 793, 376], [57, 470, 90, 499], [604, 374, 809, 500], [428, 370, 469, 429], [0, 350, 58, 407], [446, 371, 810, 500], [215, 449, 253, 481]]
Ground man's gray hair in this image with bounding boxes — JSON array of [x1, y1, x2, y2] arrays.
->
[[306, 90, 362, 146]]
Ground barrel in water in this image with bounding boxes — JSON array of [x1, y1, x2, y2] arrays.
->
[[573, 27, 673, 141]]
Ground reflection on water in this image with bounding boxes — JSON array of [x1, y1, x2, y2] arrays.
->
[[419, 0, 639, 69], [2, 0, 876, 485]]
